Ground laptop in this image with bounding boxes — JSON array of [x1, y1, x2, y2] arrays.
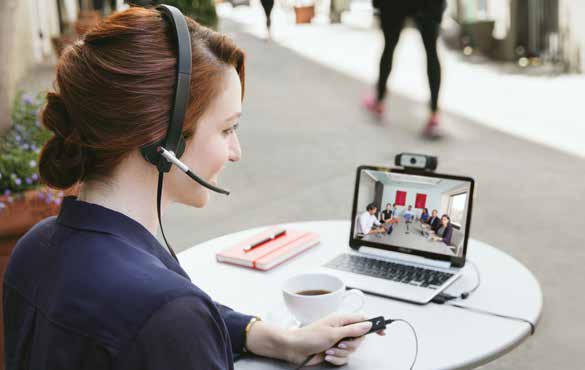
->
[[321, 165, 475, 304]]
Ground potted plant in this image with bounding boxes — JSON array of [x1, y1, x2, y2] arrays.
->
[[150, 0, 219, 29], [0, 92, 79, 364], [294, 0, 315, 24], [0, 92, 78, 267]]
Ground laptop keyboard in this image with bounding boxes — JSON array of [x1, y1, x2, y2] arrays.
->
[[325, 254, 454, 289]]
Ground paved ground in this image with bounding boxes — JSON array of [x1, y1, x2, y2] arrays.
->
[[17, 17, 584, 370], [168, 20, 583, 369], [218, 1, 585, 158]]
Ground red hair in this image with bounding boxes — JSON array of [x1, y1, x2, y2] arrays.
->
[[39, 7, 245, 189]]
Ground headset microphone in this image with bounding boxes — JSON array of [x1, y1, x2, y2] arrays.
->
[[157, 146, 230, 195]]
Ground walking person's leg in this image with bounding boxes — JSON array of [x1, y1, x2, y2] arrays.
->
[[93, 0, 104, 11], [260, 0, 275, 39], [363, 7, 406, 119], [415, 15, 443, 138]]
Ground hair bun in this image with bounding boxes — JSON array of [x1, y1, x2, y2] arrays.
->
[[38, 92, 85, 189]]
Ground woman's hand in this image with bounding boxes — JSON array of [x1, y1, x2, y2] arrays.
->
[[284, 313, 385, 366]]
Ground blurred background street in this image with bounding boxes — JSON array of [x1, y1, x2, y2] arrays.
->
[[1, 0, 584, 369]]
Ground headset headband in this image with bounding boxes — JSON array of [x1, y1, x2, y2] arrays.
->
[[140, 4, 192, 173]]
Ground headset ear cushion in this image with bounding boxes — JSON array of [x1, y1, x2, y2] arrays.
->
[[175, 136, 186, 159], [140, 143, 160, 166], [140, 135, 185, 173]]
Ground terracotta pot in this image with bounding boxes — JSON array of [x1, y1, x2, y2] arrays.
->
[[294, 5, 315, 24], [0, 185, 80, 239], [1, 191, 59, 237]]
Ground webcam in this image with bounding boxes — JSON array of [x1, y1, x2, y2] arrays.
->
[[395, 153, 438, 171]]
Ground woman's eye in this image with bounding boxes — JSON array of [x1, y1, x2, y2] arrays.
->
[[222, 123, 239, 136]]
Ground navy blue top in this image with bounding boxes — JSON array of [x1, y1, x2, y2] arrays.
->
[[3, 196, 253, 370]]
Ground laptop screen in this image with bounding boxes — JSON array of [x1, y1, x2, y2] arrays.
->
[[350, 166, 474, 267]]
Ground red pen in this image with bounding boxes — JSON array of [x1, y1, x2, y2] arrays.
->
[[243, 229, 286, 252]]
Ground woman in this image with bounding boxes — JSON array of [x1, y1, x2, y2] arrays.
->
[[432, 214, 453, 245], [420, 207, 429, 222], [380, 203, 393, 223], [363, 0, 447, 139], [379, 203, 395, 234], [3, 7, 380, 369]]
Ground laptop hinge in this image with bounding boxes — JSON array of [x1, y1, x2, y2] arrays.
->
[[356, 246, 453, 270]]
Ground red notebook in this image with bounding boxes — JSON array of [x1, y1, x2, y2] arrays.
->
[[216, 226, 320, 270]]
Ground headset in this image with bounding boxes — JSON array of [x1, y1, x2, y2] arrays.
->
[[140, 4, 230, 262]]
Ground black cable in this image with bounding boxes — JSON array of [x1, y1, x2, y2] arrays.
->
[[432, 258, 481, 303], [293, 319, 419, 370], [445, 302, 536, 335], [156, 171, 180, 263], [391, 319, 418, 370], [293, 354, 313, 370], [294, 257, 532, 369], [430, 258, 535, 335], [460, 259, 480, 299]]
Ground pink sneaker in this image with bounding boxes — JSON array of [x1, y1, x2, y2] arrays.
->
[[361, 94, 385, 119], [422, 114, 442, 140]]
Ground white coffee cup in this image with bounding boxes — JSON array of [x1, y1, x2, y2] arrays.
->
[[282, 272, 365, 326]]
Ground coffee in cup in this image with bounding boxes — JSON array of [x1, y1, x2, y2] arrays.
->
[[282, 272, 365, 326], [296, 289, 331, 296]]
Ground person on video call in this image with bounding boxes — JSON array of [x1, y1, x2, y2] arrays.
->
[[3, 7, 384, 369], [403, 205, 415, 223], [357, 203, 386, 236], [431, 215, 453, 245], [425, 209, 441, 231], [419, 207, 429, 222], [379, 203, 396, 234], [380, 203, 393, 223], [392, 203, 401, 218]]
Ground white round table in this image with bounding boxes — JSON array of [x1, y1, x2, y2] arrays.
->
[[178, 221, 542, 370]]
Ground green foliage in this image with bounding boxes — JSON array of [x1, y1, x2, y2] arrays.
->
[[0, 92, 50, 196], [155, 0, 218, 29]]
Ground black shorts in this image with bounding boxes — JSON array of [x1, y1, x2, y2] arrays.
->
[[378, 0, 447, 23]]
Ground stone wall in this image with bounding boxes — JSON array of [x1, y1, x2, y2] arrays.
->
[[560, 0, 585, 72], [0, 0, 36, 132], [0, 0, 61, 132]]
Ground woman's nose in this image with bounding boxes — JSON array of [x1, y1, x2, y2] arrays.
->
[[229, 133, 241, 162]]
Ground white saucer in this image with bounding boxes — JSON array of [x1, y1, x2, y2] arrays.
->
[[261, 300, 365, 329], [262, 303, 301, 328]]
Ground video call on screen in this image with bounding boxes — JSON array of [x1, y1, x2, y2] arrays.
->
[[355, 169, 471, 258]]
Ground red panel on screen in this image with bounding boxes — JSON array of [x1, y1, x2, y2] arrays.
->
[[415, 193, 427, 209], [395, 191, 406, 206]]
